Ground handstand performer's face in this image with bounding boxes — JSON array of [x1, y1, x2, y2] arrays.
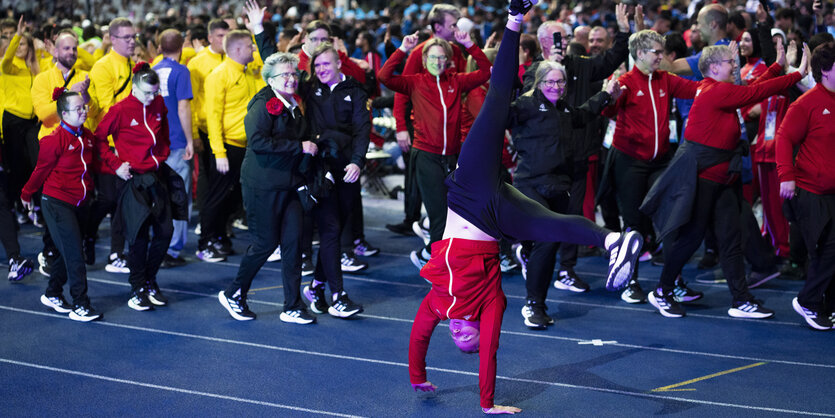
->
[[449, 319, 479, 353], [539, 69, 566, 104]]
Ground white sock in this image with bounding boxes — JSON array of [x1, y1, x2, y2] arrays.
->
[[604, 232, 620, 250]]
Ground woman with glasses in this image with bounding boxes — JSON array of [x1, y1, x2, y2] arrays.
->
[[510, 60, 622, 329], [22, 90, 99, 322], [378, 28, 491, 270], [601, 29, 701, 305], [217, 52, 319, 325], [94, 63, 175, 313]]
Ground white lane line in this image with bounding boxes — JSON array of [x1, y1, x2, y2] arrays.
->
[[77, 278, 831, 368], [1, 306, 832, 417], [0, 358, 363, 417]]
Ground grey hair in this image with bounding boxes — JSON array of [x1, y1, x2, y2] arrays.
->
[[628, 30, 665, 60], [698, 45, 730, 78], [523, 61, 567, 97], [262, 52, 300, 82]]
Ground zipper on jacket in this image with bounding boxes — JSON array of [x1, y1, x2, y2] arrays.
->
[[435, 75, 449, 155], [648, 73, 659, 159], [78, 136, 88, 206], [143, 106, 160, 169]]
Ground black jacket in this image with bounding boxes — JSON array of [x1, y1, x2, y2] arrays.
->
[[509, 89, 612, 190], [119, 164, 186, 245], [522, 30, 629, 162], [305, 77, 371, 169], [640, 140, 746, 241], [240, 87, 310, 191]]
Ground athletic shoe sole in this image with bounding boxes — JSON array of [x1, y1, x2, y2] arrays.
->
[[523, 317, 549, 329], [148, 294, 167, 306], [218, 291, 255, 321], [620, 287, 647, 304], [748, 271, 781, 289], [606, 231, 643, 291], [279, 311, 316, 324], [553, 278, 589, 293], [328, 305, 363, 318], [302, 286, 327, 314], [128, 298, 153, 311], [648, 292, 685, 318], [69, 311, 102, 322], [40, 294, 72, 313], [195, 250, 225, 263], [792, 297, 831, 331], [727, 306, 774, 319], [340, 263, 368, 272], [105, 264, 130, 274]]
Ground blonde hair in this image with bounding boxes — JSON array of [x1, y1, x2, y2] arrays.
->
[[523, 61, 566, 97], [698, 45, 731, 77]]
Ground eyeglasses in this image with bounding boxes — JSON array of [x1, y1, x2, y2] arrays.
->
[[66, 105, 89, 114], [541, 79, 567, 87], [714, 59, 734, 65], [136, 88, 159, 97], [644, 48, 664, 55], [273, 72, 300, 80], [426, 55, 448, 62], [112, 33, 138, 41]]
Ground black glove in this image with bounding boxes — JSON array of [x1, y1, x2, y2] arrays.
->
[[508, 0, 534, 16]]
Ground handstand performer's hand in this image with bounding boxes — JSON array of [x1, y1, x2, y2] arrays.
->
[[483, 405, 522, 414], [411, 381, 437, 392]]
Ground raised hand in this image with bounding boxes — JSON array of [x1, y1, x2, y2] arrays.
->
[[777, 38, 788, 68], [243, 0, 266, 34], [634, 5, 645, 31], [399, 33, 419, 53], [616, 3, 629, 33], [16, 15, 24, 36], [70, 75, 91, 93], [454, 30, 473, 49], [797, 43, 811, 77], [756, 3, 769, 23]]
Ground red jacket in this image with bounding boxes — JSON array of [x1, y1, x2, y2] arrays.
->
[[776, 84, 835, 195], [298, 49, 366, 84], [684, 65, 801, 184], [22, 123, 94, 206], [379, 45, 491, 156], [393, 39, 467, 133], [603, 68, 699, 161], [94, 94, 170, 174], [751, 94, 789, 164]]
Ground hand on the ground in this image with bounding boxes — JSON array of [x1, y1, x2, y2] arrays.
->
[[343, 163, 361, 183], [482, 405, 522, 414], [411, 381, 437, 392]]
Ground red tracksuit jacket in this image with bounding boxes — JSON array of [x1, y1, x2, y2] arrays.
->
[[22, 123, 94, 206], [603, 67, 699, 161], [379, 45, 491, 156], [775, 84, 835, 195], [94, 94, 170, 174]]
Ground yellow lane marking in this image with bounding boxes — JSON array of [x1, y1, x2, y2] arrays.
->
[[249, 285, 284, 294], [650, 362, 767, 392]]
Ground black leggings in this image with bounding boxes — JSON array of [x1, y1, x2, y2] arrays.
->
[[449, 29, 609, 248]]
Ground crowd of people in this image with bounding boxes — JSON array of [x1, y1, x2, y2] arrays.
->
[[1, 0, 834, 411]]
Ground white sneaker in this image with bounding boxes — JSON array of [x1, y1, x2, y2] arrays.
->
[[267, 246, 281, 262]]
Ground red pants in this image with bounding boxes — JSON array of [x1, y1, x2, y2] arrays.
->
[[757, 163, 790, 257], [409, 238, 506, 409]]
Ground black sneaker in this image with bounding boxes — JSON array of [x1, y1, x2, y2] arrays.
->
[[697, 249, 718, 270], [499, 252, 518, 273], [196, 246, 226, 263], [40, 294, 72, 313], [218, 290, 256, 321], [385, 221, 415, 236], [648, 288, 686, 318], [128, 289, 154, 311], [779, 262, 806, 281], [521, 300, 553, 329], [69, 304, 102, 322], [515, 244, 529, 280], [105, 252, 130, 273], [213, 236, 234, 256], [146, 281, 168, 306], [38, 251, 53, 277], [303, 283, 329, 314], [353, 238, 379, 257], [82, 236, 96, 265], [792, 298, 832, 331], [621, 280, 647, 304], [728, 300, 774, 319], [650, 249, 665, 266], [410, 248, 430, 270], [328, 292, 363, 318], [554, 269, 590, 293], [747, 269, 781, 289], [161, 254, 187, 268], [280, 308, 316, 324], [694, 268, 726, 284], [8, 256, 34, 281], [606, 230, 643, 290], [301, 254, 314, 276], [340, 252, 368, 272], [672, 276, 703, 303]]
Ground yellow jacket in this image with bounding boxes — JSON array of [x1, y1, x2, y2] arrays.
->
[[88, 50, 132, 128], [31, 66, 100, 138], [204, 57, 265, 157], [186, 47, 224, 135], [1, 34, 37, 119]]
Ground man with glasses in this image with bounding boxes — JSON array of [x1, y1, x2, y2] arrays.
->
[[87, 17, 136, 275], [198, 30, 265, 263]]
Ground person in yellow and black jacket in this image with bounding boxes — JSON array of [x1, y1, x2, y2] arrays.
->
[[196, 29, 265, 263], [2, 17, 40, 226], [30, 29, 99, 276], [86, 17, 136, 275]]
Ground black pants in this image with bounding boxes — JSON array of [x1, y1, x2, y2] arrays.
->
[[196, 130, 211, 212], [411, 148, 457, 253], [659, 178, 753, 303], [559, 160, 589, 269], [450, 28, 609, 249], [313, 179, 360, 294], [517, 185, 569, 304], [597, 149, 621, 231], [227, 186, 304, 311], [340, 182, 365, 251], [792, 188, 835, 313], [2, 111, 38, 207], [0, 171, 21, 258], [127, 208, 174, 292], [200, 143, 244, 247], [41, 195, 90, 306], [86, 173, 126, 254], [403, 148, 423, 224]]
